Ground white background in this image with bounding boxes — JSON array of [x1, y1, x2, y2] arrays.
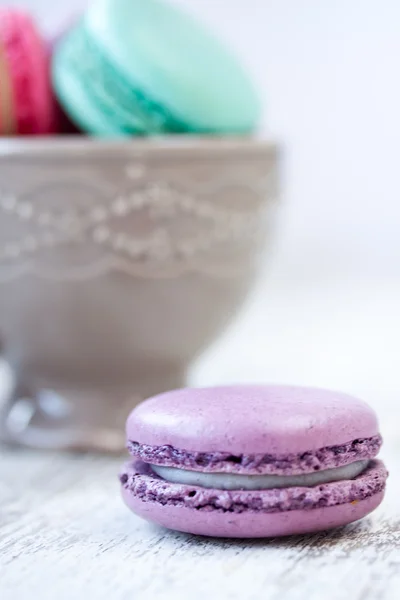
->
[[2, 0, 400, 415]]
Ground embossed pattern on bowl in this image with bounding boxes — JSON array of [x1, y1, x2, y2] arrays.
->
[[0, 138, 279, 452]]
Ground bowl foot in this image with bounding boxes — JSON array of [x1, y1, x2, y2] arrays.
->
[[0, 365, 186, 452]]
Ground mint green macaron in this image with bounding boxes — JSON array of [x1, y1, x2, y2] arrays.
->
[[52, 0, 261, 137]]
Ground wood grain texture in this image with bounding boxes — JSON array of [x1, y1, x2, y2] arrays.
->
[[1, 430, 399, 600]]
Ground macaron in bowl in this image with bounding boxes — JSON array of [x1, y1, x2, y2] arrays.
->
[[52, 0, 261, 136], [0, 8, 56, 135], [120, 385, 388, 538]]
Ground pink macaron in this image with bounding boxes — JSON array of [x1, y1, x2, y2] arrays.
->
[[120, 385, 388, 538], [0, 8, 56, 135]]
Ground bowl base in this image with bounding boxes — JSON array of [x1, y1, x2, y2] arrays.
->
[[0, 365, 185, 452]]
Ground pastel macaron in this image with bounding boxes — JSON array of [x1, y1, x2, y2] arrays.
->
[[120, 385, 388, 538], [52, 0, 260, 137], [0, 8, 56, 135]]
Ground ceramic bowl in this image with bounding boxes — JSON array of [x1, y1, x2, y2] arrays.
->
[[0, 138, 278, 451]]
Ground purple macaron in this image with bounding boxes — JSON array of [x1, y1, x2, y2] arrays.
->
[[120, 385, 388, 538]]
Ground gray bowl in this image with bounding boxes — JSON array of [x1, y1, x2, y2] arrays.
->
[[0, 137, 278, 451]]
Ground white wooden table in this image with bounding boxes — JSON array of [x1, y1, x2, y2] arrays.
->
[[1, 272, 400, 600]]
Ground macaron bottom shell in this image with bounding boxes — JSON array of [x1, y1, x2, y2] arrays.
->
[[122, 486, 384, 538], [121, 460, 387, 538]]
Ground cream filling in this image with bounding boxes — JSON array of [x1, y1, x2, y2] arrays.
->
[[151, 460, 369, 491], [0, 45, 16, 135]]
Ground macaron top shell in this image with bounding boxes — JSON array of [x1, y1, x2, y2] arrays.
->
[[126, 385, 379, 455], [82, 0, 260, 134]]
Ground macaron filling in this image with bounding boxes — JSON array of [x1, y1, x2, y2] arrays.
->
[[151, 459, 369, 491], [121, 459, 387, 514], [0, 45, 15, 134], [55, 24, 192, 135]]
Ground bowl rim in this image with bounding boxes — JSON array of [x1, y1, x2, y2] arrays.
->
[[0, 136, 279, 159]]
